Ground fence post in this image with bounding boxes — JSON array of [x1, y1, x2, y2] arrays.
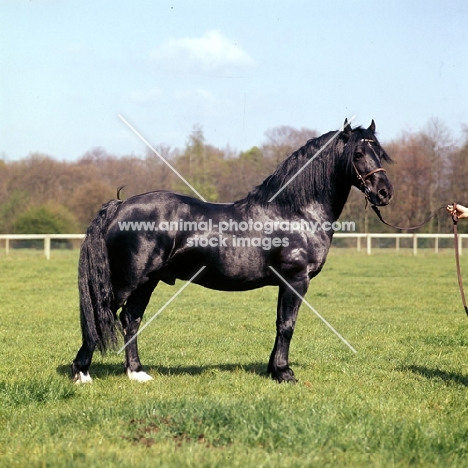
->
[[367, 234, 371, 255], [396, 236, 400, 253], [435, 236, 438, 254], [357, 236, 361, 252], [5, 238, 9, 256], [413, 234, 417, 256], [44, 235, 51, 260]]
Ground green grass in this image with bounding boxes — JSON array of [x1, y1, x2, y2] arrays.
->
[[1, 248, 468, 467]]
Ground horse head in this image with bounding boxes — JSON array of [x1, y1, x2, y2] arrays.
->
[[343, 119, 394, 206]]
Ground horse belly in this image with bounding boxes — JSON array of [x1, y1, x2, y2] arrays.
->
[[170, 245, 272, 291]]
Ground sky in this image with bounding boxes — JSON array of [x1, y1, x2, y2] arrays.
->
[[1, 0, 467, 161]]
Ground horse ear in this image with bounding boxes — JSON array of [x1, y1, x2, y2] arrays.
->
[[342, 118, 352, 141], [368, 119, 376, 133]]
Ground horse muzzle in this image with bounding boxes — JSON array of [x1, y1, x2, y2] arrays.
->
[[367, 177, 394, 206]]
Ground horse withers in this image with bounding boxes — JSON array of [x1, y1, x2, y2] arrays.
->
[[71, 119, 393, 384]]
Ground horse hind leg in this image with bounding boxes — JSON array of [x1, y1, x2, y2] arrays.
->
[[120, 278, 159, 382], [71, 341, 96, 384], [71, 304, 121, 384]]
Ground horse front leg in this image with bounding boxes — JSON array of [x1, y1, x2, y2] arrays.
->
[[268, 277, 308, 383], [119, 279, 158, 382]]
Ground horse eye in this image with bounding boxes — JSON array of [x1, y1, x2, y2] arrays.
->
[[354, 151, 363, 160]]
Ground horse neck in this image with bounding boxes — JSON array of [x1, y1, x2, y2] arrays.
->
[[313, 171, 352, 222], [296, 140, 353, 220], [238, 142, 353, 219]]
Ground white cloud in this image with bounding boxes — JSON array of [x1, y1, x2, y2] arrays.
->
[[151, 30, 254, 72]]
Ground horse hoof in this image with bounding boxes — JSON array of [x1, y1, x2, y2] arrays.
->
[[73, 371, 93, 384], [127, 369, 153, 382], [270, 368, 297, 384], [281, 375, 298, 384]]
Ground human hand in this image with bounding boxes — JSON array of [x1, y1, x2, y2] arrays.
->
[[447, 204, 468, 219]]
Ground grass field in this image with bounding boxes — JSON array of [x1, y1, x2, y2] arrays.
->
[[1, 248, 468, 467]]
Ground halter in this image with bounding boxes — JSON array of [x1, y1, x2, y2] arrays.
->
[[352, 139, 387, 198]]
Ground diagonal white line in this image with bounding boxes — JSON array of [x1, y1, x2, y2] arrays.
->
[[117, 266, 206, 354], [118, 114, 207, 202], [268, 266, 357, 353], [267, 115, 356, 202]]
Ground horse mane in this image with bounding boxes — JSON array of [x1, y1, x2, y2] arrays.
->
[[236, 125, 391, 213]]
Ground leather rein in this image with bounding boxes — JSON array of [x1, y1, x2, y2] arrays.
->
[[371, 202, 468, 317], [353, 139, 468, 316]]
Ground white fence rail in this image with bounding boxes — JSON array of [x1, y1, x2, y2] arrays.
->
[[0, 234, 85, 260], [0, 233, 466, 259], [333, 233, 467, 255]]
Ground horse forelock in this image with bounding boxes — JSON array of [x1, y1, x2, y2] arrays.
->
[[345, 126, 393, 164]]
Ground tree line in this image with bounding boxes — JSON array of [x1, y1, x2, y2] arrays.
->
[[1, 119, 467, 235]]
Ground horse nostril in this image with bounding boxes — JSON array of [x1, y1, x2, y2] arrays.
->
[[379, 188, 388, 199]]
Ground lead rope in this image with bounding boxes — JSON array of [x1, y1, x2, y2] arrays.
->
[[370, 203, 468, 317], [451, 203, 468, 316], [370, 204, 446, 231]]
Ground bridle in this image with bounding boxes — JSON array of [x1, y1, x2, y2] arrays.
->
[[352, 139, 387, 199]]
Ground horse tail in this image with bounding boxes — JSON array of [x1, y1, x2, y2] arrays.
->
[[78, 199, 122, 353], [116, 185, 125, 200]]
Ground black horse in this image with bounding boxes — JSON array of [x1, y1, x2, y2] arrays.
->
[[72, 119, 393, 384]]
